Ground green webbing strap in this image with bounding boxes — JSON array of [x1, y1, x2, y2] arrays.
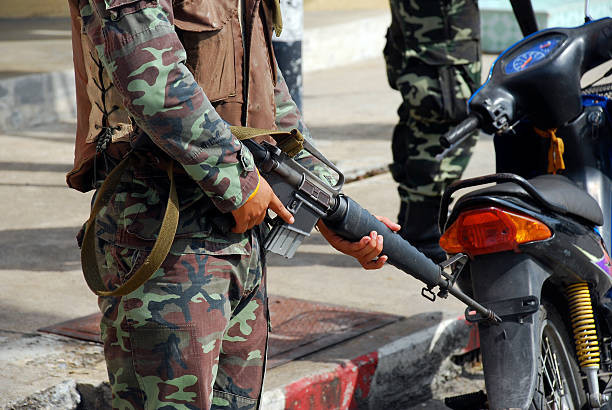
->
[[82, 125, 297, 297], [270, 0, 283, 37], [81, 155, 179, 297], [230, 126, 304, 157]]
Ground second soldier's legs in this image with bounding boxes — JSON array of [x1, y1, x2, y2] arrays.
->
[[390, 115, 477, 262], [384, 0, 481, 262]]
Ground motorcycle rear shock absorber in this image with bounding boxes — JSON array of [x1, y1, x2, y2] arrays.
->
[[567, 282, 608, 407]]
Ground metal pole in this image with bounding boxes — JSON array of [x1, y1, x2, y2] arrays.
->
[[585, 0, 592, 22], [509, 0, 539, 37], [272, 0, 303, 112]]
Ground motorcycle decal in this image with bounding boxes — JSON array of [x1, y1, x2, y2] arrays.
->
[[574, 243, 612, 277], [596, 251, 612, 277]]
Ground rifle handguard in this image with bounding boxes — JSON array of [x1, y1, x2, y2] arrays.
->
[[324, 195, 443, 288]]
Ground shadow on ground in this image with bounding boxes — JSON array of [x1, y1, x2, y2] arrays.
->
[[0, 226, 81, 271], [0, 18, 71, 42], [0, 226, 363, 271], [0, 303, 84, 336], [309, 123, 394, 141], [0, 161, 72, 173]]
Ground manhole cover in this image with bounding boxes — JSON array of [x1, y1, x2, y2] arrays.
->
[[39, 295, 399, 368]]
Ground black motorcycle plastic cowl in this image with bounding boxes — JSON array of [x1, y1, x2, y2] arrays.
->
[[465, 295, 539, 323], [471, 253, 550, 408], [470, 18, 612, 131]]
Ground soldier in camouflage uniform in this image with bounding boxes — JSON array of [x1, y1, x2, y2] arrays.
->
[[384, 0, 481, 261], [66, 0, 397, 408]]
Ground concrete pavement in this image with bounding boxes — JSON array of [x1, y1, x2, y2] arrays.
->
[[0, 9, 393, 133]]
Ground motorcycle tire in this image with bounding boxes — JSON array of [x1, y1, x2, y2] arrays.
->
[[530, 301, 588, 409]]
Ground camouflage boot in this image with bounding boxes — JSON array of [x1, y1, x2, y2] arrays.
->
[[397, 195, 446, 263]]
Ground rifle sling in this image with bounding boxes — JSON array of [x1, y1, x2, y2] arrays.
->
[[230, 126, 304, 157], [81, 155, 179, 297], [81, 127, 297, 297]]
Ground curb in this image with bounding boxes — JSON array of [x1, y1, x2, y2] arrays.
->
[[3, 381, 81, 410], [261, 317, 478, 409], [303, 11, 388, 73], [3, 380, 111, 410], [2, 318, 477, 409], [0, 70, 76, 133]]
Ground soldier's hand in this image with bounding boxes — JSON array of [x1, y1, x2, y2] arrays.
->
[[231, 174, 294, 233], [316, 216, 400, 270]]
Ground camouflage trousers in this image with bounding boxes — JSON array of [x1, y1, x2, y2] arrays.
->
[[389, 109, 479, 205], [96, 233, 267, 409], [384, 0, 481, 204]]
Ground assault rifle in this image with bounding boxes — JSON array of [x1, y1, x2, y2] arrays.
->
[[242, 136, 501, 323]]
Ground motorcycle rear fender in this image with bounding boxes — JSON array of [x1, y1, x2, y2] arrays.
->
[[471, 252, 550, 409]]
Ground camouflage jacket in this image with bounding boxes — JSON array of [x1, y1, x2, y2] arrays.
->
[[68, 0, 317, 254], [385, 0, 481, 88]]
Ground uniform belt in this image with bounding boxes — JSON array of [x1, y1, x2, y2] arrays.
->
[[130, 150, 188, 176]]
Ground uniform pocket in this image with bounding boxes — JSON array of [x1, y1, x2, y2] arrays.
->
[[105, 0, 158, 20], [174, 0, 236, 31], [397, 62, 475, 123], [129, 323, 207, 405], [178, 21, 237, 102], [174, 0, 238, 102], [102, 243, 148, 285]]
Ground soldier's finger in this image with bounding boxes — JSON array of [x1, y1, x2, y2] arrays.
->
[[352, 232, 379, 258], [362, 255, 388, 270], [375, 215, 401, 232], [359, 235, 383, 263], [231, 204, 252, 233], [338, 235, 369, 254], [232, 220, 247, 233], [269, 194, 294, 225]]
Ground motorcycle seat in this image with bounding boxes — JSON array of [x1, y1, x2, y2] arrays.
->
[[456, 174, 604, 226]]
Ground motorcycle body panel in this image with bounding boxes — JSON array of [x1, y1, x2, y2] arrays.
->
[[561, 101, 612, 251], [450, 194, 612, 406], [471, 253, 548, 408], [440, 17, 612, 408]]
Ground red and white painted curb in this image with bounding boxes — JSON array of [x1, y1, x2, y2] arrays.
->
[[261, 316, 479, 409]]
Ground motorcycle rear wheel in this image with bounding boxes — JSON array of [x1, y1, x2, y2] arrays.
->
[[531, 302, 587, 409]]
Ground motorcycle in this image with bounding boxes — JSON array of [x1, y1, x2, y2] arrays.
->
[[437, 6, 612, 409]]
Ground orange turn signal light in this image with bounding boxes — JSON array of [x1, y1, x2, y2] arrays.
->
[[439, 207, 552, 257]]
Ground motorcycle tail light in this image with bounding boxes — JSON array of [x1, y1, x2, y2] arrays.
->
[[439, 207, 551, 257]]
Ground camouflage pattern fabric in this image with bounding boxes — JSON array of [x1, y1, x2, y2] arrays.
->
[[73, 0, 315, 408], [384, 0, 481, 203], [96, 204, 266, 409], [79, 0, 259, 215], [91, 155, 268, 408]]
